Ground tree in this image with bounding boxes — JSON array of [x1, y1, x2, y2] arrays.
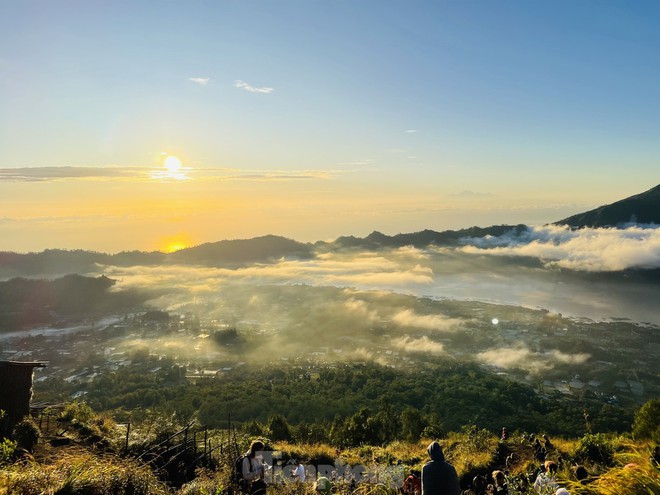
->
[[632, 399, 660, 442], [266, 414, 292, 442], [401, 407, 426, 442]]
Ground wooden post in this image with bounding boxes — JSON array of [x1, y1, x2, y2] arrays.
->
[[125, 420, 131, 452], [204, 427, 208, 462]]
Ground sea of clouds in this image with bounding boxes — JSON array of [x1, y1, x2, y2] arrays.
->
[[458, 224, 660, 272], [84, 225, 659, 376]]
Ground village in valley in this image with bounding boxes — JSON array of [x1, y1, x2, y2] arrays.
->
[[2, 297, 657, 411]]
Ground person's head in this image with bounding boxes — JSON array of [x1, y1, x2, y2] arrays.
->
[[249, 440, 264, 456], [472, 475, 486, 490], [492, 470, 505, 486], [574, 465, 588, 481], [544, 461, 557, 475], [427, 441, 445, 462]]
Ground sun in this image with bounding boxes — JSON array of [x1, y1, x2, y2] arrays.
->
[[160, 234, 194, 253], [166, 242, 188, 253], [164, 155, 183, 173]]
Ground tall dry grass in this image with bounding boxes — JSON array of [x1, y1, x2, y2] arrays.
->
[[0, 452, 169, 495]]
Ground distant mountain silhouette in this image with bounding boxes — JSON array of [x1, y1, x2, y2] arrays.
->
[[0, 235, 314, 277], [555, 184, 660, 228], [326, 225, 528, 250], [168, 235, 314, 265]]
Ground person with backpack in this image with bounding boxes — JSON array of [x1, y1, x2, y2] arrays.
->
[[239, 440, 268, 495]]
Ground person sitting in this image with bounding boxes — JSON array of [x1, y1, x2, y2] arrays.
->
[[422, 441, 460, 495], [291, 459, 306, 483], [533, 461, 558, 494], [534, 439, 546, 461], [314, 475, 332, 495], [573, 465, 589, 484], [403, 469, 422, 495], [492, 470, 508, 495], [651, 445, 660, 469], [542, 434, 554, 451]]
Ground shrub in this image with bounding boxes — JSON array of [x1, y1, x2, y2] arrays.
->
[[0, 437, 17, 464], [12, 417, 41, 453], [631, 399, 660, 442], [61, 401, 96, 426], [573, 433, 615, 465]]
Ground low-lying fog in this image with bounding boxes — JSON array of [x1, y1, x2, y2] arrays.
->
[[101, 225, 660, 326]]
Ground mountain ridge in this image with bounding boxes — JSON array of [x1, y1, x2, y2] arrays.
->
[[1, 184, 658, 277], [554, 183, 660, 228]]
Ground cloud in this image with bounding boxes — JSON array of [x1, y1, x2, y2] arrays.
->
[[347, 347, 389, 366], [391, 309, 462, 332], [448, 190, 499, 199], [103, 252, 434, 294], [234, 80, 274, 94], [0, 166, 340, 184], [391, 335, 445, 355], [459, 225, 660, 271], [476, 346, 590, 375], [0, 166, 144, 182], [343, 298, 379, 322], [404, 129, 417, 133], [189, 77, 210, 85]]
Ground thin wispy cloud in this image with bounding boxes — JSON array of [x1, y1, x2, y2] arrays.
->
[[0, 167, 144, 182], [234, 80, 274, 94], [391, 309, 462, 332], [404, 129, 417, 133], [0, 167, 339, 183], [189, 77, 210, 85], [391, 335, 445, 355], [448, 190, 499, 199]]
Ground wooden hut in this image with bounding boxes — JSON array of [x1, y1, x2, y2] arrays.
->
[[0, 361, 46, 434]]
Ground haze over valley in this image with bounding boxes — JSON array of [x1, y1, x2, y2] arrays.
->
[[2, 186, 659, 425]]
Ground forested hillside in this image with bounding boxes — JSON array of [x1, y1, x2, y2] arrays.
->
[[35, 361, 634, 443]]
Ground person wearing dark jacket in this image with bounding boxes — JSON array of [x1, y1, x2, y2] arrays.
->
[[421, 441, 460, 495]]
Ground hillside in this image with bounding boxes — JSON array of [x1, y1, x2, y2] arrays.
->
[[1, 400, 658, 495], [555, 184, 660, 228], [0, 274, 148, 331]]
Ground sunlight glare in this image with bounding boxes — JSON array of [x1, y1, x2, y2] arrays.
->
[[164, 155, 183, 173], [151, 153, 190, 181]]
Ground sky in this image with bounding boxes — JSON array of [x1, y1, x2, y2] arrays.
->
[[1, 0, 659, 253]]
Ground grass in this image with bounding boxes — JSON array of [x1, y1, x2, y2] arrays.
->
[[2, 407, 658, 495], [0, 452, 169, 495]]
